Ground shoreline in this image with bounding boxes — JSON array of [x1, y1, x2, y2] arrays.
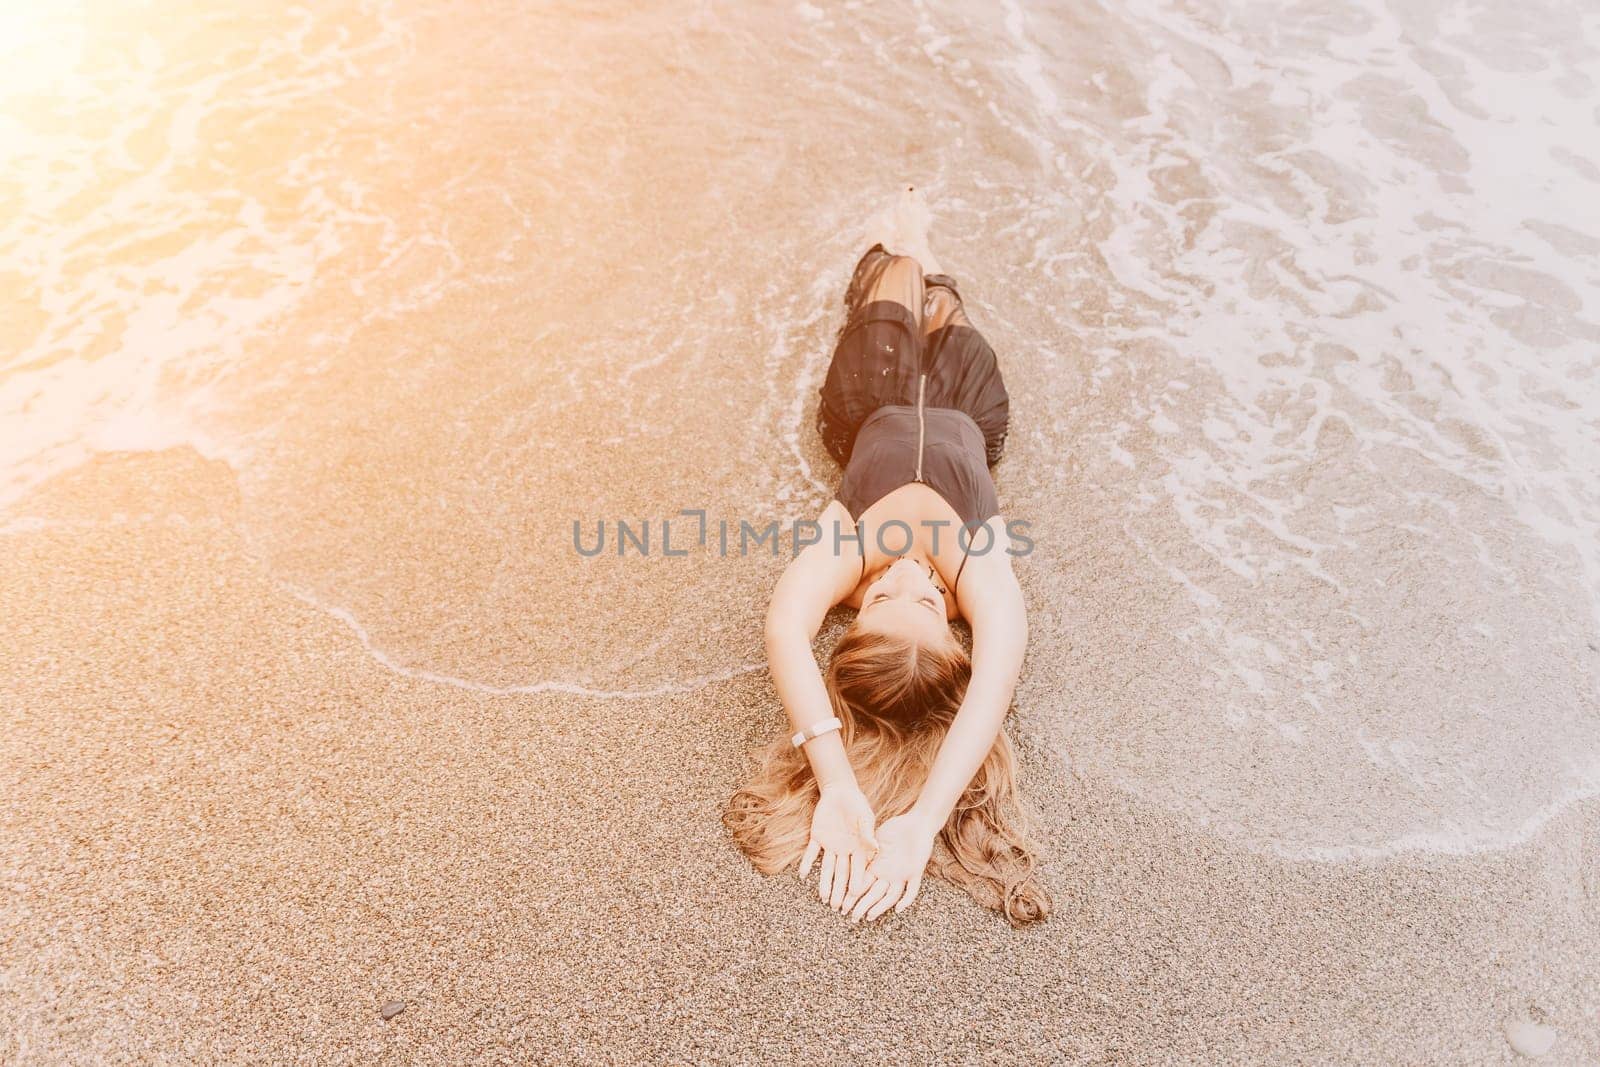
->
[[2, 446, 1595, 1062]]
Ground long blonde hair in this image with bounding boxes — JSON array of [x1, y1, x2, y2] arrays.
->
[[724, 622, 1051, 926]]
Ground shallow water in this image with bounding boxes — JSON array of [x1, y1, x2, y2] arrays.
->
[[4, 0, 1598, 860]]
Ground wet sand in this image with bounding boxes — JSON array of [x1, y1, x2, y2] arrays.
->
[[4, 0, 1600, 1061], [2, 448, 1596, 1063]]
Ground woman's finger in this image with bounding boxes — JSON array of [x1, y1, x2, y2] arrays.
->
[[895, 871, 924, 913], [849, 879, 891, 923], [840, 849, 872, 912], [829, 851, 854, 911], [817, 850, 836, 905], [798, 838, 820, 881], [865, 881, 905, 922]]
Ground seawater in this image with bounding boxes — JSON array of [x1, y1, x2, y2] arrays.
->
[[3, 0, 1598, 859]]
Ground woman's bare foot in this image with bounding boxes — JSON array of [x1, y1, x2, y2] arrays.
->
[[863, 186, 944, 275]]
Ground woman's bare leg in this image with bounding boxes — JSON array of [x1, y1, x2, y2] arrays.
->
[[922, 284, 972, 337], [854, 248, 926, 331], [863, 186, 944, 276]]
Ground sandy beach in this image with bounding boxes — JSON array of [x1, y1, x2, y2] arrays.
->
[[3, 448, 1596, 1062], [4, 0, 1600, 1061]]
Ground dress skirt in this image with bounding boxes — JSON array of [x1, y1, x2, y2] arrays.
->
[[816, 242, 1010, 469]]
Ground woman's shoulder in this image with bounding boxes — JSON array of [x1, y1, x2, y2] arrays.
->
[[801, 498, 869, 586], [767, 500, 870, 634], [952, 514, 1025, 606]]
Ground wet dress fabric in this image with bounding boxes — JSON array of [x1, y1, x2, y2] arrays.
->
[[816, 242, 1010, 532]]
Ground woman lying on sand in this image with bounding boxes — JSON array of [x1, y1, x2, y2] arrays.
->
[[726, 189, 1050, 927]]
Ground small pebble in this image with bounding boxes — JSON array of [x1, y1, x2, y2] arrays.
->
[[380, 1000, 406, 1021], [1503, 1017, 1556, 1059]]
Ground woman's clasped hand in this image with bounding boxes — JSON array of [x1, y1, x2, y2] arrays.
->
[[796, 783, 935, 922]]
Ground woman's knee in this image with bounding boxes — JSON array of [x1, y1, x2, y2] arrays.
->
[[923, 286, 969, 334], [861, 255, 924, 316]]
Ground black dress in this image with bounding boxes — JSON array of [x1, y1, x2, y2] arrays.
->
[[816, 242, 1011, 531]]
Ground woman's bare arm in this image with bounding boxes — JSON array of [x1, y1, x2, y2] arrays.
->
[[910, 516, 1028, 828], [763, 501, 886, 912], [848, 515, 1027, 922], [763, 501, 865, 791]]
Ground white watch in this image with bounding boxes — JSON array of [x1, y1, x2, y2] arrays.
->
[[791, 716, 843, 748]]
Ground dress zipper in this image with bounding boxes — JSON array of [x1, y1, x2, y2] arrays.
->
[[915, 373, 927, 483]]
